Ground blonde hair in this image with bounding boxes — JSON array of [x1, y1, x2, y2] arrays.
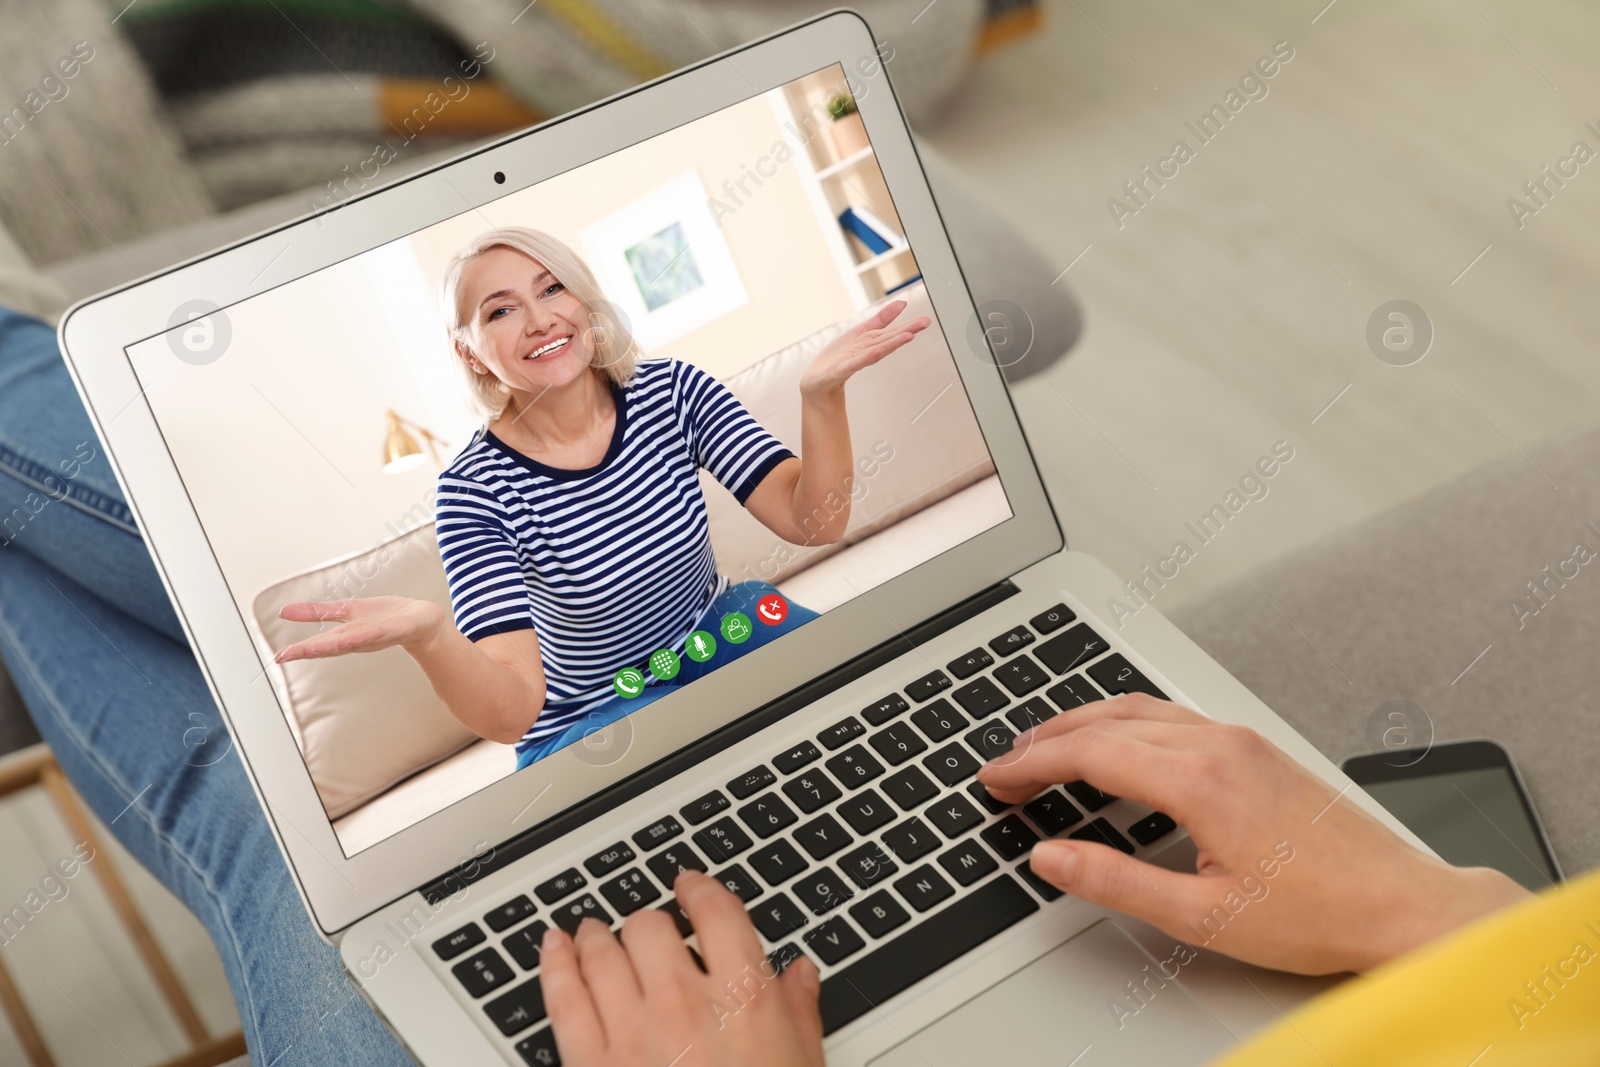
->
[[440, 226, 639, 419]]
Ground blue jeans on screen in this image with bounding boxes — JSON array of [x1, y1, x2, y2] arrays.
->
[[0, 308, 417, 1065], [514, 580, 820, 769]]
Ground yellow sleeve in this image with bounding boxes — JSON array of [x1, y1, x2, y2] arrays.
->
[[1212, 867, 1600, 1067]]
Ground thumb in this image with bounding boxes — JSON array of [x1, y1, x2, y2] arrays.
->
[[778, 956, 824, 1048], [1031, 839, 1203, 935]]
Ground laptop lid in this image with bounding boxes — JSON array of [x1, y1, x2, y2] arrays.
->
[[57, 10, 1061, 936]]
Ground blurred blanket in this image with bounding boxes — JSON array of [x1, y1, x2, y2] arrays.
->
[[119, 0, 1041, 209]]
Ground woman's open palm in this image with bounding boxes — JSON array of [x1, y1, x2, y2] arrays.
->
[[274, 596, 446, 663], [800, 299, 930, 399]]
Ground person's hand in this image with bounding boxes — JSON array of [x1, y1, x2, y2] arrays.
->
[[977, 695, 1532, 975], [274, 596, 447, 662], [799, 299, 930, 400], [541, 870, 825, 1067]]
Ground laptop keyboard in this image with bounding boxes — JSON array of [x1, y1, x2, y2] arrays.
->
[[426, 602, 1180, 1064]]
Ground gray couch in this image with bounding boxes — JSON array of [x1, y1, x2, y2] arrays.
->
[[1171, 426, 1600, 875]]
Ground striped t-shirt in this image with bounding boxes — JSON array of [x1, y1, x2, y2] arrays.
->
[[434, 358, 794, 751]]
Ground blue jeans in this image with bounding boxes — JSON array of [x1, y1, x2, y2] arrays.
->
[[515, 581, 819, 768], [0, 309, 413, 1064]]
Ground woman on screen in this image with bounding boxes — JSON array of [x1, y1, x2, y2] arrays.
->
[[273, 227, 927, 769]]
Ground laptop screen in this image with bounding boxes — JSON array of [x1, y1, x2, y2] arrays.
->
[[124, 63, 1012, 857]]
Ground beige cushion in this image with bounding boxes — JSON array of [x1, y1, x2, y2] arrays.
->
[[700, 281, 995, 588], [252, 524, 479, 819]]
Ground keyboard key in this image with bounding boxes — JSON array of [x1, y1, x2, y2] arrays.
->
[[993, 655, 1050, 697], [825, 746, 884, 789], [534, 869, 587, 905], [433, 923, 486, 961], [768, 941, 806, 974], [867, 721, 928, 766], [515, 1026, 561, 1066], [818, 875, 1039, 1034], [658, 901, 694, 938], [837, 841, 898, 889], [599, 869, 661, 916], [850, 890, 911, 939], [1023, 790, 1083, 835], [893, 865, 955, 912], [910, 698, 967, 743], [938, 839, 999, 886], [751, 893, 808, 941], [794, 867, 854, 915], [794, 813, 852, 860], [1029, 603, 1076, 635], [504, 921, 549, 970], [486, 978, 547, 1036], [1086, 654, 1167, 699], [1035, 623, 1110, 676], [838, 789, 895, 834], [882, 817, 940, 864], [1047, 675, 1101, 711], [905, 669, 952, 702], [804, 916, 866, 965], [861, 694, 910, 726], [633, 816, 683, 852], [1017, 860, 1065, 902], [483, 896, 536, 934], [773, 740, 822, 774], [1007, 696, 1059, 733], [737, 793, 799, 838], [453, 947, 516, 998], [881, 765, 940, 810], [964, 720, 1016, 762], [749, 839, 809, 885], [727, 766, 776, 800], [783, 769, 842, 813], [818, 716, 866, 750], [989, 624, 1036, 657], [946, 647, 993, 680], [550, 893, 613, 934], [923, 743, 981, 786], [1063, 780, 1116, 812], [966, 781, 1010, 815], [715, 864, 764, 903], [924, 793, 984, 839], [693, 817, 754, 864], [1127, 811, 1178, 846], [584, 842, 636, 878], [951, 677, 1009, 718], [646, 843, 707, 888], [981, 815, 1040, 861], [680, 790, 730, 826], [1069, 818, 1136, 855]]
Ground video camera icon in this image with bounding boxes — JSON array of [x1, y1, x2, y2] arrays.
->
[[720, 611, 752, 644]]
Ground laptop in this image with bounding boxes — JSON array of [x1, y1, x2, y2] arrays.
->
[[57, 10, 1424, 1064]]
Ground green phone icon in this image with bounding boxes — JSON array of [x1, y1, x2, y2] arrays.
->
[[684, 630, 717, 663], [613, 667, 646, 699], [648, 649, 681, 681], [721, 612, 753, 644]]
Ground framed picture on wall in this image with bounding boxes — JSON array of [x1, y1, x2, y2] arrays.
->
[[580, 170, 749, 352]]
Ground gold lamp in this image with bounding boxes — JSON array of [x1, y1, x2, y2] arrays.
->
[[382, 409, 445, 474]]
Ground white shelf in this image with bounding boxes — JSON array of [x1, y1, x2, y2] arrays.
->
[[816, 145, 874, 180], [853, 245, 913, 273]]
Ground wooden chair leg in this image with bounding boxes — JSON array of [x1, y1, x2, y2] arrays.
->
[[38, 763, 213, 1046], [0, 747, 247, 1066], [0, 949, 57, 1067]]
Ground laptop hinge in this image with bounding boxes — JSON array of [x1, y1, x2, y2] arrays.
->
[[419, 579, 1020, 904]]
